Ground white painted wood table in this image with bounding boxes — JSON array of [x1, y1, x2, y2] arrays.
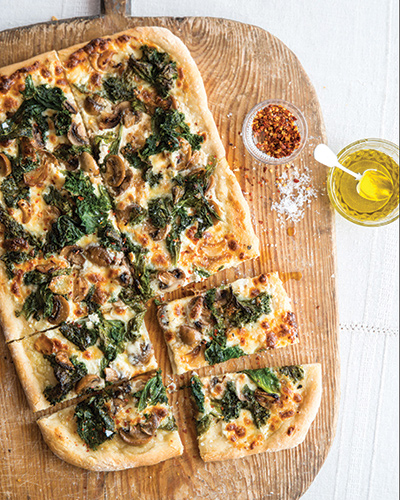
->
[[1, 1, 399, 499]]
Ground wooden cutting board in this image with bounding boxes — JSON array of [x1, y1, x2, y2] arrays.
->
[[0, 1, 339, 499]]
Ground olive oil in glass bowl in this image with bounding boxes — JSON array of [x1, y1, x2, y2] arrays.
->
[[327, 139, 399, 226]]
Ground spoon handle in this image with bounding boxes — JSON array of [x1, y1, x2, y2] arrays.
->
[[334, 161, 362, 180]]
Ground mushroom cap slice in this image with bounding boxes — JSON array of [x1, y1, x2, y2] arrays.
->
[[85, 245, 114, 267], [118, 413, 161, 447], [179, 325, 202, 346], [72, 276, 90, 303], [34, 334, 56, 355], [84, 95, 107, 115], [48, 295, 70, 325], [75, 374, 102, 394], [17, 199, 32, 223], [0, 153, 12, 176], [157, 269, 186, 290], [104, 368, 119, 383], [54, 350, 74, 369], [104, 155, 126, 187], [67, 122, 89, 146], [23, 161, 48, 187], [80, 152, 99, 176], [60, 245, 85, 266]]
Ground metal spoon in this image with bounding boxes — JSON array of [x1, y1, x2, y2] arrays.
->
[[314, 144, 393, 202]]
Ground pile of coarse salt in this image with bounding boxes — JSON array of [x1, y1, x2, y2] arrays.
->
[[271, 165, 317, 224]]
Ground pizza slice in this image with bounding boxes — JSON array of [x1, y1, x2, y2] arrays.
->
[[8, 304, 157, 411], [0, 51, 112, 245], [157, 273, 299, 374], [190, 363, 322, 462], [38, 371, 183, 471], [58, 28, 259, 295], [0, 229, 149, 342]]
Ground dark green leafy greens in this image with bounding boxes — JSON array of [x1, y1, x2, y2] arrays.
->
[[122, 144, 162, 187], [136, 370, 169, 412], [128, 45, 178, 98], [0, 75, 71, 143], [75, 394, 115, 450], [0, 175, 30, 208], [44, 215, 85, 254], [190, 375, 206, 414], [44, 354, 88, 405], [17, 284, 56, 321], [278, 365, 305, 383], [0, 251, 30, 278], [60, 321, 99, 351], [242, 368, 281, 396], [0, 205, 39, 247]]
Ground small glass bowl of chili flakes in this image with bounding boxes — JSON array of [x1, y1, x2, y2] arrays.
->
[[242, 99, 308, 165]]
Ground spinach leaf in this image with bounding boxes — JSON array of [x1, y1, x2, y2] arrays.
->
[[17, 284, 55, 321], [97, 317, 127, 366], [44, 354, 88, 405], [75, 394, 115, 450], [190, 375, 206, 414], [242, 386, 270, 429], [60, 320, 99, 351], [97, 222, 123, 251], [54, 108, 72, 136], [242, 368, 281, 396], [121, 144, 162, 187], [141, 108, 204, 159], [44, 215, 85, 254], [148, 196, 173, 229], [196, 414, 214, 436], [53, 144, 91, 166], [128, 46, 178, 98], [0, 251, 30, 278], [0, 205, 39, 247], [158, 415, 178, 432], [64, 171, 111, 234], [0, 75, 71, 142], [194, 267, 211, 279], [0, 175, 30, 208], [278, 365, 305, 383], [43, 186, 73, 216], [204, 342, 245, 366], [130, 247, 155, 302], [219, 381, 242, 421], [228, 292, 272, 329], [136, 370, 168, 411], [83, 285, 100, 314]]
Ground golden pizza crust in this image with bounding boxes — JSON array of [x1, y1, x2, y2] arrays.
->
[[200, 364, 322, 462], [38, 404, 183, 471]]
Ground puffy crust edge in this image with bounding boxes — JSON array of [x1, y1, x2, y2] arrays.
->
[[37, 406, 184, 471], [201, 364, 322, 462]]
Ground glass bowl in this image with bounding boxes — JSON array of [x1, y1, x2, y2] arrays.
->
[[242, 99, 308, 165], [327, 138, 399, 227]]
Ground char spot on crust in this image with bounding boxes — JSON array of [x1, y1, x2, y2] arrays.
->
[[55, 64, 64, 75], [228, 239, 238, 251], [117, 34, 131, 44], [266, 331, 278, 348], [83, 37, 112, 55], [287, 426, 295, 436], [56, 79, 67, 86], [258, 274, 267, 284], [3, 96, 17, 110], [41, 68, 51, 78], [90, 73, 102, 87], [250, 287, 260, 297]]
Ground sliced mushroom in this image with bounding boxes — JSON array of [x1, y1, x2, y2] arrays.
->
[[109, 397, 125, 415], [92, 287, 110, 305], [23, 161, 48, 187], [35, 261, 61, 274], [60, 245, 85, 267], [118, 413, 160, 447], [55, 350, 73, 369], [146, 222, 170, 242], [42, 151, 60, 168], [99, 101, 131, 130], [32, 123, 45, 148], [20, 137, 37, 158], [72, 276, 90, 303], [75, 374, 102, 394], [121, 108, 138, 128], [104, 367, 119, 383], [129, 343, 153, 366], [93, 50, 116, 72], [0, 153, 12, 176], [188, 297, 204, 322], [48, 295, 70, 325], [116, 169, 133, 195], [3, 237, 28, 252], [179, 325, 201, 346], [64, 100, 77, 114], [34, 334, 56, 355], [104, 155, 126, 188], [187, 343, 204, 359], [79, 152, 99, 176], [172, 185, 184, 204], [157, 269, 186, 290], [67, 122, 89, 146], [84, 95, 107, 115], [85, 245, 114, 267], [254, 388, 280, 408], [17, 199, 32, 224]]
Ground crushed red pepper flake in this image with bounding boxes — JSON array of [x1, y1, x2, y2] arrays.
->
[[252, 104, 301, 159]]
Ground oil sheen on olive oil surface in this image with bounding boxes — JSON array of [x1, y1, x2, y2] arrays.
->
[[332, 149, 399, 222]]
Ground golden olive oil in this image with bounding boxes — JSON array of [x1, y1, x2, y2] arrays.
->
[[332, 149, 399, 222]]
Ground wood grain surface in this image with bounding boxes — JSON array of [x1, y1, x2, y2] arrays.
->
[[0, 1, 339, 499]]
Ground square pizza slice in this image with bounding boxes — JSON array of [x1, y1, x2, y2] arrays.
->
[[157, 273, 299, 374], [190, 363, 322, 462], [37, 371, 183, 471], [9, 308, 157, 412], [58, 28, 259, 295]]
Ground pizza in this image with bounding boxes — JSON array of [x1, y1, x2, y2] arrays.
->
[[8, 308, 157, 411], [0, 27, 321, 472], [190, 364, 322, 462], [57, 28, 259, 294], [157, 273, 299, 374], [38, 371, 183, 471]]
